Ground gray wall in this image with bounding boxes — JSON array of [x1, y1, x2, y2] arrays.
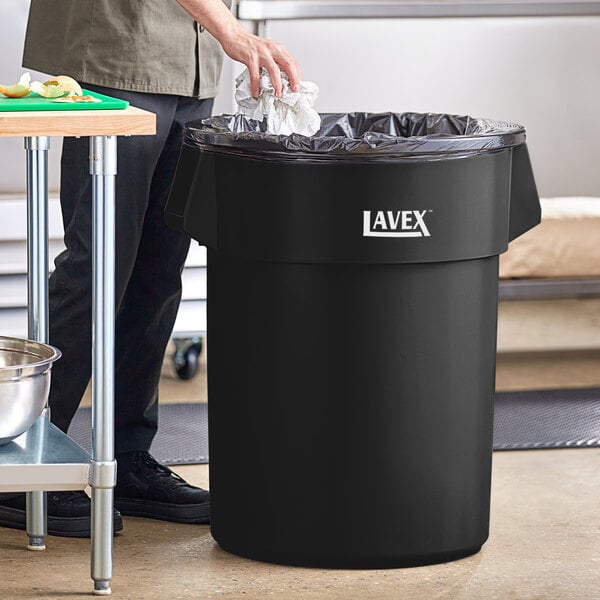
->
[[231, 16, 600, 198], [2, 2, 600, 197], [0, 0, 62, 193]]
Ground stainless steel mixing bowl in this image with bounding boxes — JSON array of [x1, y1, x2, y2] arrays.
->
[[0, 336, 61, 445]]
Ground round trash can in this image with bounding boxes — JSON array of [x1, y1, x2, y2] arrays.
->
[[166, 113, 540, 568]]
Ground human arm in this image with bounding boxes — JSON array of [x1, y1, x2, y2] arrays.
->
[[176, 0, 301, 97]]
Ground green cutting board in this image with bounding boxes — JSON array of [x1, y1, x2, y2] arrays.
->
[[0, 89, 129, 112]]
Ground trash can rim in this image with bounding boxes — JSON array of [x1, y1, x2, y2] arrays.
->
[[183, 111, 526, 159]]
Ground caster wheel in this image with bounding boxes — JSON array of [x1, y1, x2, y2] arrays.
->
[[175, 341, 202, 380]]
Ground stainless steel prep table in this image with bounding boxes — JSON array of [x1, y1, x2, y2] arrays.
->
[[0, 107, 156, 595]]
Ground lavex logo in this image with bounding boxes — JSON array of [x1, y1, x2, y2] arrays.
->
[[362, 210, 431, 238]]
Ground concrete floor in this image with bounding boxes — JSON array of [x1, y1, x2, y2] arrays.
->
[[1, 449, 599, 599], [4, 299, 600, 599]]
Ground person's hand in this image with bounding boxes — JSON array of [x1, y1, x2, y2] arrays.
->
[[176, 0, 302, 97], [220, 27, 302, 98]]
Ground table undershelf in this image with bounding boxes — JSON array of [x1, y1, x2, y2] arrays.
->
[[0, 417, 90, 492]]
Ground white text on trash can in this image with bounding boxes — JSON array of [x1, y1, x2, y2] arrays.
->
[[362, 210, 431, 238]]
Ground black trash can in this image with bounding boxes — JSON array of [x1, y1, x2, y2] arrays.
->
[[166, 113, 540, 568]]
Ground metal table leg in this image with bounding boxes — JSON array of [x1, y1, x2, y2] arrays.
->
[[24, 135, 50, 552], [89, 136, 117, 596]]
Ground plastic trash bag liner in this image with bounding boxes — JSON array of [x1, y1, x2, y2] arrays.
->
[[183, 112, 526, 161]]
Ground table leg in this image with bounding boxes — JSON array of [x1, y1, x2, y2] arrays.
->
[[89, 136, 117, 596], [24, 135, 50, 551]]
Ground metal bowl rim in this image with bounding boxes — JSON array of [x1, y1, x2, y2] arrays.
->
[[0, 335, 62, 372]]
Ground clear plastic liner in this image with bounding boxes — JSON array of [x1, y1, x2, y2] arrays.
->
[[183, 112, 526, 162]]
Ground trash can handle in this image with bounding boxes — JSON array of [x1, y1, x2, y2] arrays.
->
[[166, 147, 218, 248], [509, 144, 541, 243]]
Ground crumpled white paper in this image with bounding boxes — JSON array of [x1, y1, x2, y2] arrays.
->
[[235, 68, 320, 137]]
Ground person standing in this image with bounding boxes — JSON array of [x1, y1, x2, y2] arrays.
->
[[0, 0, 301, 537]]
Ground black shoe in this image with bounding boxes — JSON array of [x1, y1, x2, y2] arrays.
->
[[114, 450, 210, 524], [0, 491, 123, 538]]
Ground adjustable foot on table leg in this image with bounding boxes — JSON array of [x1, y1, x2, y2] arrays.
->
[[93, 580, 112, 595], [27, 535, 46, 551]]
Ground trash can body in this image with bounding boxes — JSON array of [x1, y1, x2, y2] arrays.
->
[[208, 252, 499, 567], [165, 113, 540, 568]]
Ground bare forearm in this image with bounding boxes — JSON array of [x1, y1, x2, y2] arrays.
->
[[176, 0, 301, 97], [177, 0, 242, 46]]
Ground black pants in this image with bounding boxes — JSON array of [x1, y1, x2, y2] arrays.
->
[[48, 84, 213, 454]]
